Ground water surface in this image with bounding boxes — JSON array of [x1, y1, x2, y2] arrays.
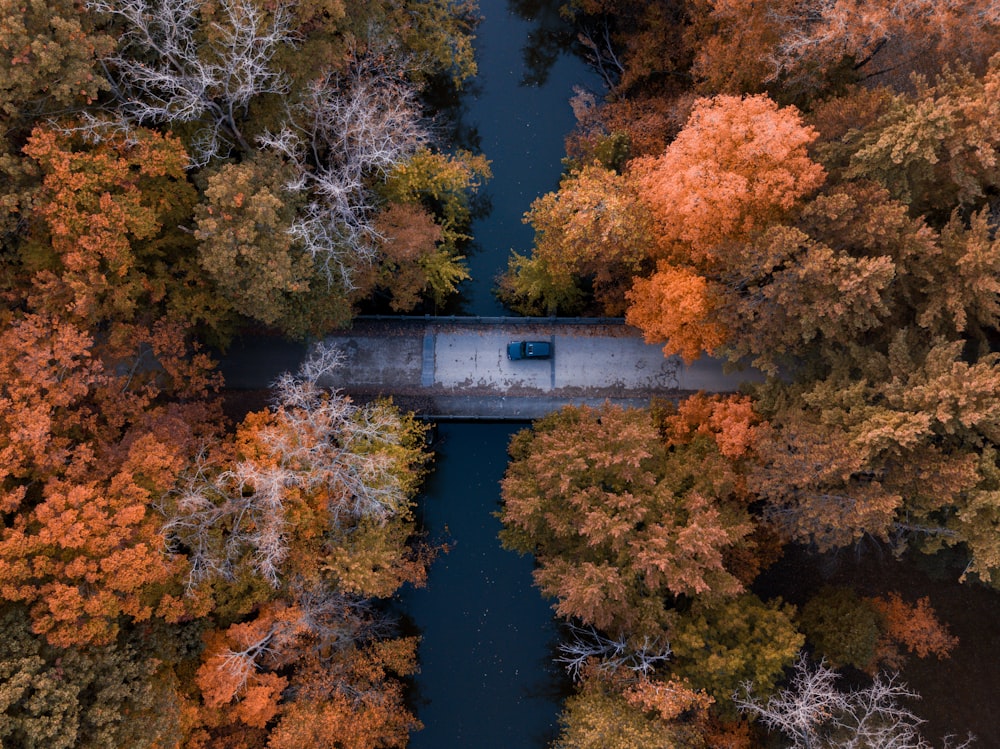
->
[[398, 423, 567, 748]]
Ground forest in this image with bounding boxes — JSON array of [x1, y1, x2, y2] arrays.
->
[[2, 0, 1000, 747]]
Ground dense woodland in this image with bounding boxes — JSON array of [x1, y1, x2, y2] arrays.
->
[[2, 0, 1000, 747], [497, 0, 1000, 747], [0, 0, 481, 746]]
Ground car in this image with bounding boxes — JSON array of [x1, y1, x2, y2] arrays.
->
[[507, 340, 552, 360]]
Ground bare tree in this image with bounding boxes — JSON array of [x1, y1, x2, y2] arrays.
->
[[163, 343, 414, 589], [556, 622, 672, 681], [260, 53, 429, 289], [164, 450, 293, 588], [735, 654, 975, 749], [85, 0, 293, 165]]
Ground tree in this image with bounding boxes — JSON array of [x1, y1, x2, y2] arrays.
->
[[260, 52, 429, 293], [765, 0, 1000, 91], [552, 673, 707, 749], [385, 0, 479, 89], [0, 313, 222, 646], [625, 263, 729, 363], [164, 344, 430, 597], [685, 0, 791, 95], [498, 163, 654, 316], [372, 147, 491, 310], [0, 0, 112, 133], [837, 55, 1000, 220], [669, 594, 804, 708], [194, 153, 313, 329], [869, 592, 958, 669], [624, 94, 827, 363], [735, 654, 974, 749], [629, 94, 825, 264], [85, 0, 294, 165], [750, 333, 1000, 551], [166, 345, 430, 746], [265, 635, 420, 749], [17, 123, 228, 334], [380, 148, 491, 256], [0, 604, 184, 749], [500, 401, 758, 638]]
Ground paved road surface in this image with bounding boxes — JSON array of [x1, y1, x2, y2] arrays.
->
[[219, 317, 764, 420]]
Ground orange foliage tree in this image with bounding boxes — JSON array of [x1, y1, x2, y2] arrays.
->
[[0, 312, 221, 646], [624, 94, 825, 362], [17, 124, 224, 332], [870, 592, 958, 669], [500, 399, 766, 638], [164, 345, 429, 745], [629, 94, 825, 264]]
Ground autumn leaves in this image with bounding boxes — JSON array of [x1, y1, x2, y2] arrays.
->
[[493, 8, 1000, 746]]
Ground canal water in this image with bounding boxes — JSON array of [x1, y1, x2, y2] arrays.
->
[[396, 2, 1000, 747], [394, 1, 601, 747], [396, 423, 566, 748]]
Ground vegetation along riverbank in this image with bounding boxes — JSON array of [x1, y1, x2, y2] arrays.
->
[[2, 0, 1000, 747]]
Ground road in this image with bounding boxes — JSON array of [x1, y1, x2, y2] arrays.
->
[[218, 317, 764, 420]]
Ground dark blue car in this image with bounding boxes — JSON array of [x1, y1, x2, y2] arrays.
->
[[507, 340, 552, 360]]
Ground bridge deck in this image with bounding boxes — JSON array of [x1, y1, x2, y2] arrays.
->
[[311, 317, 762, 420]]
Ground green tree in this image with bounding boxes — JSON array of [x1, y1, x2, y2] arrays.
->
[[194, 153, 311, 330], [835, 55, 1000, 221], [0, 0, 111, 132], [669, 594, 804, 709], [553, 676, 707, 749], [0, 605, 184, 749], [497, 163, 654, 316], [799, 586, 882, 671]]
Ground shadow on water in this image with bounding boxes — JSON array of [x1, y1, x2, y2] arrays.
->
[[395, 422, 573, 749], [453, 0, 604, 316], [754, 543, 1000, 746], [508, 0, 586, 86]]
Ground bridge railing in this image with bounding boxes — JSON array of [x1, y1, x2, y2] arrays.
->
[[354, 315, 628, 325]]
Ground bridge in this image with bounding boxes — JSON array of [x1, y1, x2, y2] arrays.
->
[[219, 316, 764, 420]]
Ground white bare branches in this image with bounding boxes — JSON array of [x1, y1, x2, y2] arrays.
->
[[556, 623, 672, 681], [164, 451, 293, 588], [217, 587, 381, 693], [261, 54, 429, 289], [735, 655, 975, 749], [266, 342, 412, 523], [164, 343, 413, 589], [86, 0, 293, 164]]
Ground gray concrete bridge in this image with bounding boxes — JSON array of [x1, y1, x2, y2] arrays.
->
[[220, 316, 764, 420]]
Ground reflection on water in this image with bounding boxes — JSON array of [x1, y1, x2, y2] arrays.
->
[[396, 423, 569, 748], [394, 2, 597, 746], [455, 0, 603, 316], [507, 0, 585, 86]]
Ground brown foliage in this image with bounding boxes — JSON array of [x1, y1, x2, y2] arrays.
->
[[870, 592, 958, 669], [500, 403, 756, 637]]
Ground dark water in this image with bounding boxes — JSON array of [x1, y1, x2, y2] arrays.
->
[[396, 423, 567, 748], [455, 0, 602, 315], [393, 4, 600, 746]]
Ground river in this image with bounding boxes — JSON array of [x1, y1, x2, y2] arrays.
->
[[393, 2, 601, 747]]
